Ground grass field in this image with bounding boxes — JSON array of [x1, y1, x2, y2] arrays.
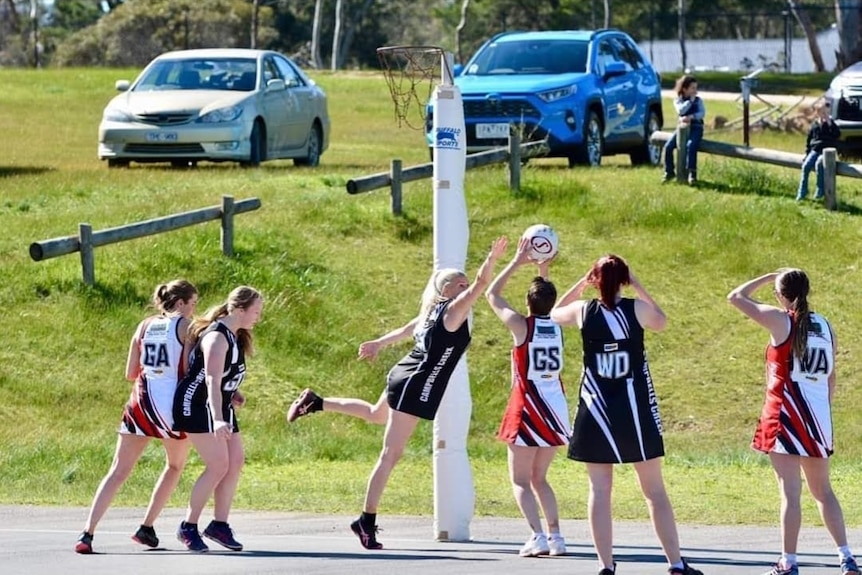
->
[[2, 68, 862, 527]]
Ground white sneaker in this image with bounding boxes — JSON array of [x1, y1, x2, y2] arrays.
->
[[519, 533, 550, 557], [548, 534, 566, 556]]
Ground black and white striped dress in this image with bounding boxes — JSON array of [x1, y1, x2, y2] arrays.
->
[[568, 298, 665, 464]]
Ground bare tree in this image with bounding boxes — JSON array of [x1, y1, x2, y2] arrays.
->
[[834, 0, 861, 70], [311, 0, 323, 69], [603, 0, 611, 28], [250, 0, 260, 49], [455, 0, 470, 64], [331, 0, 343, 70], [678, 0, 686, 72], [337, 0, 374, 68], [784, 0, 826, 72], [4, 0, 20, 32]]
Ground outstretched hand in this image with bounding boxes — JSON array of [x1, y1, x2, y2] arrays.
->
[[514, 237, 534, 266], [358, 340, 381, 361]]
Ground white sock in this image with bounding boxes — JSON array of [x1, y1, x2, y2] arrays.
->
[[781, 553, 798, 568], [838, 545, 853, 560], [670, 561, 685, 571]]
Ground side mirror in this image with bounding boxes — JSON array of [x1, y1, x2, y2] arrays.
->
[[453, 63, 464, 77], [603, 61, 627, 79], [115, 80, 130, 92], [267, 78, 286, 92]]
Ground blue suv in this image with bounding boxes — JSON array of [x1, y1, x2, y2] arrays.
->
[[426, 29, 664, 167]]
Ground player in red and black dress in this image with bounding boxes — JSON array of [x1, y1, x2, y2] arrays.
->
[[287, 237, 507, 550], [172, 286, 263, 554], [729, 269, 859, 575], [487, 236, 569, 557], [552, 255, 702, 575], [76, 280, 198, 554]]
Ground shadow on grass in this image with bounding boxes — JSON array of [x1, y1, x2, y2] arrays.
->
[[686, 178, 862, 215], [0, 166, 54, 178]]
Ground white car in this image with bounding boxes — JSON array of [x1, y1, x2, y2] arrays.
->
[[98, 48, 330, 168]]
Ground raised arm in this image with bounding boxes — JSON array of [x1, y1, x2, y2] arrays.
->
[[444, 236, 507, 332], [726, 272, 789, 343], [550, 271, 591, 327], [485, 237, 533, 344], [358, 317, 420, 361], [630, 271, 667, 332]]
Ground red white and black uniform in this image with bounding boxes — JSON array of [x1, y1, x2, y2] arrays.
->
[[568, 298, 665, 464], [120, 315, 186, 440], [173, 321, 246, 434], [497, 315, 570, 446], [387, 300, 471, 420], [752, 312, 834, 457]]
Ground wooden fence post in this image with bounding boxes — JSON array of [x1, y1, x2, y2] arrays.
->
[[508, 129, 521, 192], [221, 195, 235, 256], [822, 148, 837, 211], [390, 159, 403, 216], [676, 124, 690, 183], [79, 223, 94, 286]]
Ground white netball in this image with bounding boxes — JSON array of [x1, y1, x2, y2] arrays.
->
[[521, 224, 559, 262]]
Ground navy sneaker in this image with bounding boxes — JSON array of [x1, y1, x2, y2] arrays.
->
[[131, 525, 159, 548], [350, 518, 383, 550], [203, 521, 243, 551], [763, 564, 798, 575], [75, 531, 94, 554], [176, 522, 209, 553], [842, 557, 860, 575], [670, 560, 704, 575], [287, 388, 323, 423]]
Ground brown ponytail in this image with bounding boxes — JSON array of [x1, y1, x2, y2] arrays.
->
[[589, 255, 630, 310], [776, 269, 811, 360]]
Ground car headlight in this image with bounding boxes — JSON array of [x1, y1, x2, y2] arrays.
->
[[537, 86, 576, 103], [198, 106, 243, 123], [103, 108, 133, 122]]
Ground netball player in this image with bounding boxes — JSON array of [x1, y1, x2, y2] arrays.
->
[[288, 237, 507, 550], [75, 280, 198, 554], [551, 256, 702, 575], [728, 269, 859, 575], [172, 286, 263, 553], [485, 237, 569, 557]]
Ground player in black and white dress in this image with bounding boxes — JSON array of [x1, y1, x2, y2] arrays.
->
[[171, 286, 263, 554], [286, 237, 508, 551], [552, 256, 702, 575], [76, 280, 198, 555]]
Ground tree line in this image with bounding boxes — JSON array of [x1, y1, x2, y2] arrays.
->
[[0, 0, 859, 71]]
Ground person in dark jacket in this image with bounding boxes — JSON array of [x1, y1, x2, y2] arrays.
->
[[796, 102, 841, 201]]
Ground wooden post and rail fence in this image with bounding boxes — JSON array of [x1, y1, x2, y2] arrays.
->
[[651, 125, 862, 211], [346, 133, 546, 214], [29, 195, 261, 285]]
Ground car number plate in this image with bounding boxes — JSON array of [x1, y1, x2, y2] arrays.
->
[[146, 132, 178, 142], [475, 123, 510, 139]]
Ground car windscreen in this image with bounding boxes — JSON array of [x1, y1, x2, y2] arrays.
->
[[134, 58, 258, 92], [464, 39, 588, 75]]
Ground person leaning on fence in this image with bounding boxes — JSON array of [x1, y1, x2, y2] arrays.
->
[[662, 75, 705, 186], [796, 102, 840, 201]]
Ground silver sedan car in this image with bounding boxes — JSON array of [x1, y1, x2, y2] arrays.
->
[[98, 48, 330, 168]]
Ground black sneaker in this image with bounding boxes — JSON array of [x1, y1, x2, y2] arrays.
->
[[131, 524, 159, 548], [287, 388, 323, 423], [598, 562, 616, 575], [687, 172, 698, 186], [350, 518, 383, 550], [661, 173, 675, 183], [75, 531, 94, 554], [203, 520, 243, 551], [176, 522, 209, 553], [670, 560, 704, 575]]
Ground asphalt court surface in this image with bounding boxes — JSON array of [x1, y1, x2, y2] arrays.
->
[[1, 505, 860, 575]]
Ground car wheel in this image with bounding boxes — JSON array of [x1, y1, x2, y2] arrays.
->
[[241, 121, 265, 168], [569, 110, 602, 168], [107, 159, 129, 169], [630, 108, 662, 166], [295, 123, 322, 167]]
